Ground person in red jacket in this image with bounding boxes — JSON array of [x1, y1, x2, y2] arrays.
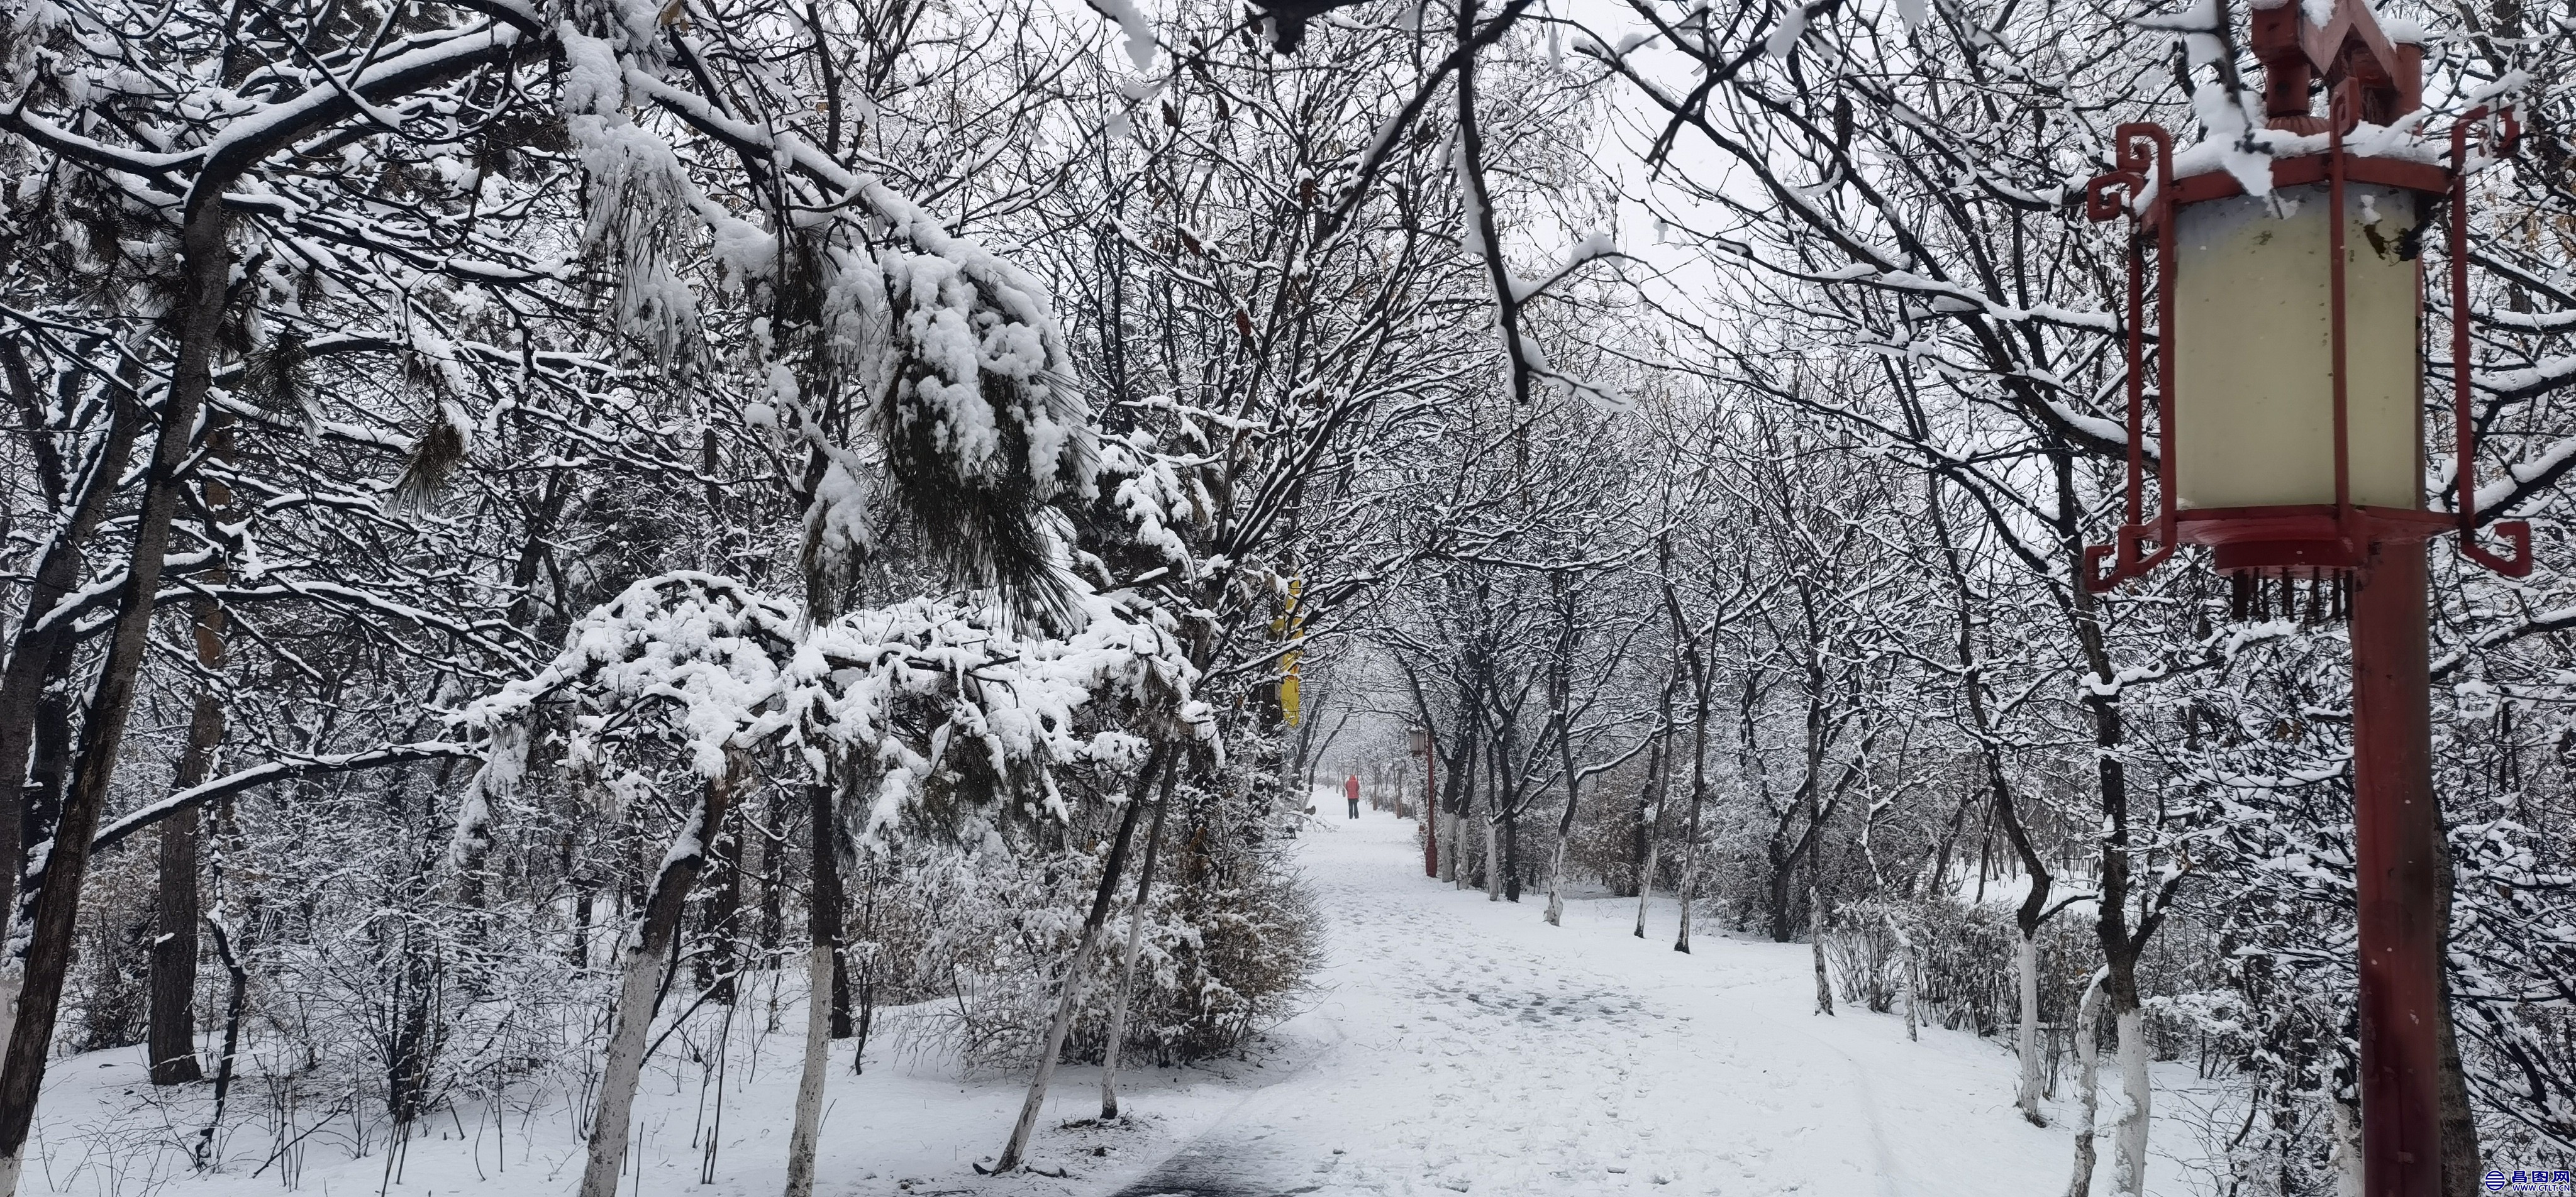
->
[[1344, 775, 1361, 819]]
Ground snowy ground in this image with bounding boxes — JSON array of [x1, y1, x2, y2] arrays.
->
[[24, 802, 2226, 1196]]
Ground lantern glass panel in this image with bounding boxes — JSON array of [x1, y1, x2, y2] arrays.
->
[[2171, 180, 2423, 511]]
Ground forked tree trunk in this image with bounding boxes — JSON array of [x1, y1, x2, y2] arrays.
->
[[994, 749, 1166, 1173], [1672, 681, 1710, 955], [1632, 727, 1667, 939], [1101, 774, 1173, 1119], [2065, 969, 2106, 1197], [577, 764, 739, 1197], [0, 201, 228, 1197]]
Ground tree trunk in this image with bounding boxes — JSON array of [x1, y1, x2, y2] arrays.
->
[[806, 781, 852, 1039], [1544, 706, 1580, 925], [2065, 969, 2106, 1197], [1101, 771, 1174, 1118], [1809, 886, 1833, 1016], [195, 913, 250, 1166], [994, 749, 1166, 1173], [577, 764, 739, 1197], [1767, 834, 1796, 943], [1673, 673, 1711, 955], [782, 895, 833, 1197], [2107, 974, 2149, 1197], [150, 545, 230, 1086], [1892, 915, 1918, 1041], [2016, 929, 2046, 1126], [701, 810, 742, 1004], [1438, 733, 1468, 885], [1634, 711, 1670, 939], [0, 200, 228, 1196], [2056, 450, 2146, 1197], [1482, 814, 1501, 903], [148, 805, 206, 1084]]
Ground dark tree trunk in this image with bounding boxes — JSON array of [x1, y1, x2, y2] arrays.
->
[[806, 781, 853, 1038], [1623, 737, 1657, 899], [148, 804, 205, 1084], [1767, 830, 1796, 943], [699, 811, 742, 1003], [151, 485, 231, 1086], [23, 688, 69, 891]]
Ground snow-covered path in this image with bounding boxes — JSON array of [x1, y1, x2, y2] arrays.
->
[[1106, 805, 2076, 1197], [27, 803, 2223, 1197]]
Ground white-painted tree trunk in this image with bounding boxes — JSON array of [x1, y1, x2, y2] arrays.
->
[[996, 919, 1111, 1171], [578, 778, 726, 1197], [1543, 839, 1568, 925], [1103, 789, 1174, 1122], [997, 754, 1163, 1173], [1483, 818, 1500, 902], [1099, 897, 1152, 1118], [2065, 969, 2106, 1197], [2110, 1005, 2150, 1197], [782, 938, 833, 1197], [579, 913, 683, 1197], [2016, 930, 2047, 1126]]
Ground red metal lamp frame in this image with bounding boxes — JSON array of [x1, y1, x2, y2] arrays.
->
[[2081, 99, 2530, 593]]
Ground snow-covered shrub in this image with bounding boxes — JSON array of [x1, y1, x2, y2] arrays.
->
[[895, 771, 1321, 1072], [1822, 900, 1909, 1014]]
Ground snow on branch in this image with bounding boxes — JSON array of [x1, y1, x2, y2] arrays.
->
[[455, 571, 1209, 847]]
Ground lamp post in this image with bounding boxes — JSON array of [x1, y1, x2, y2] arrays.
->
[[1409, 727, 1438, 878], [2082, 3, 2525, 1192]]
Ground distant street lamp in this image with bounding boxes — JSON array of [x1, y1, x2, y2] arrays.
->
[[2081, 1, 2526, 1192], [1409, 726, 1438, 878]]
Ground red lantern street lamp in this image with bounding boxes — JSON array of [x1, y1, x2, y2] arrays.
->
[[2082, 1, 2527, 1193]]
